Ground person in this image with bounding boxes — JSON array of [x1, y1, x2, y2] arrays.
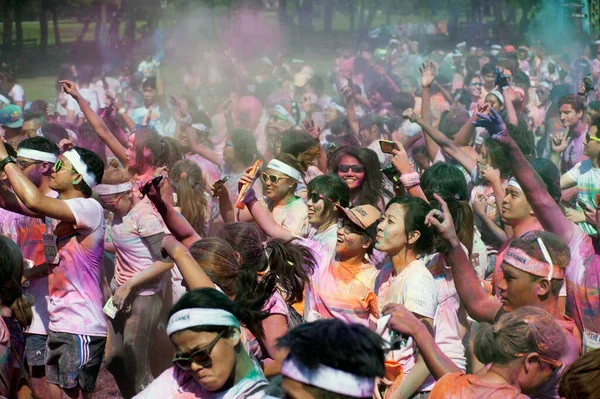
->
[[383, 304, 566, 399], [134, 288, 269, 398], [558, 348, 600, 399], [1, 137, 59, 399], [169, 160, 210, 237], [278, 128, 324, 200], [560, 116, 600, 236], [66, 65, 102, 126], [373, 196, 438, 398], [0, 104, 26, 150], [0, 236, 33, 398], [21, 110, 46, 137], [95, 170, 174, 397], [0, 70, 25, 109], [464, 73, 483, 113], [0, 138, 106, 398], [130, 77, 169, 136], [552, 94, 587, 174], [276, 319, 385, 398], [327, 146, 392, 211]]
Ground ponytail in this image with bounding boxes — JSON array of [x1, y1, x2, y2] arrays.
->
[[10, 294, 33, 329], [170, 160, 208, 237], [264, 239, 317, 305]]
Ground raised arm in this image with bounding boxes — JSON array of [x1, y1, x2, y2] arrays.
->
[[475, 108, 575, 243], [391, 143, 426, 202], [60, 80, 128, 166], [185, 124, 223, 166], [342, 84, 360, 136], [403, 108, 477, 173], [161, 235, 215, 290], [426, 194, 502, 324]]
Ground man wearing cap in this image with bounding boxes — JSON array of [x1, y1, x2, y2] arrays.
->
[[304, 204, 381, 328], [0, 120, 107, 398], [0, 104, 27, 150]]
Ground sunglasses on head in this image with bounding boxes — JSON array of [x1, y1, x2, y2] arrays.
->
[[261, 172, 289, 184], [53, 159, 78, 174], [586, 133, 600, 143], [171, 329, 226, 371], [338, 164, 364, 173]]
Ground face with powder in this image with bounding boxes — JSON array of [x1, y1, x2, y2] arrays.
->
[[501, 184, 533, 224], [336, 155, 364, 191], [375, 203, 409, 254], [262, 168, 294, 202]]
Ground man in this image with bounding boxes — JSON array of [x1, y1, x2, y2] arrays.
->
[[3, 137, 59, 398], [358, 114, 389, 166], [130, 77, 168, 136], [0, 104, 26, 150], [22, 110, 46, 137], [552, 94, 588, 174], [276, 319, 385, 399], [560, 117, 600, 235], [0, 86, 107, 398]]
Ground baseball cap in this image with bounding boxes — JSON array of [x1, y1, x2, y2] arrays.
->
[[338, 204, 381, 233], [0, 104, 23, 128]]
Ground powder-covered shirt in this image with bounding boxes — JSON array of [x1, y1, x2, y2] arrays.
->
[[134, 361, 268, 399], [374, 260, 438, 379], [561, 128, 587, 174], [112, 198, 167, 296], [1, 191, 58, 335], [247, 291, 289, 364], [47, 198, 107, 337], [301, 235, 378, 327], [266, 196, 309, 238], [565, 159, 600, 235], [429, 372, 527, 399]]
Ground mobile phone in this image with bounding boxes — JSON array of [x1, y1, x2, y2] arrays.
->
[[140, 175, 163, 198], [583, 74, 594, 93], [578, 200, 591, 212], [212, 175, 230, 196], [379, 140, 400, 154]]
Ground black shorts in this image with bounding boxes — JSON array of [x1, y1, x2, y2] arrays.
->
[[45, 330, 106, 392], [24, 334, 47, 367]]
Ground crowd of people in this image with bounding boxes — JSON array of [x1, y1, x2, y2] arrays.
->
[[1, 28, 600, 399]]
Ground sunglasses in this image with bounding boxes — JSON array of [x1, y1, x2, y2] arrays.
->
[[338, 164, 364, 173], [337, 219, 363, 235], [586, 133, 600, 143], [53, 159, 78, 174], [172, 329, 226, 370], [261, 172, 289, 184], [469, 82, 483, 87]]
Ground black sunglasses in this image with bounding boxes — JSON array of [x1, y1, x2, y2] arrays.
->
[[171, 329, 226, 370], [338, 164, 364, 173]]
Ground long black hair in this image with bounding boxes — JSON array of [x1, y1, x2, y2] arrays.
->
[[0, 236, 33, 329], [327, 146, 393, 209]]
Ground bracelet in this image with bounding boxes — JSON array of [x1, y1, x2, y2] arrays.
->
[[118, 108, 126, 115], [400, 172, 420, 189]]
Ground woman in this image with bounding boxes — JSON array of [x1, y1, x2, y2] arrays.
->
[[96, 172, 174, 397], [278, 129, 324, 199], [322, 101, 348, 142], [373, 196, 438, 398], [463, 74, 483, 114], [383, 304, 566, 399], [0, 236, 33, 398], [327, 146, 392, 211], [169, 160, 209, 237], [134, 288, 268, 398]]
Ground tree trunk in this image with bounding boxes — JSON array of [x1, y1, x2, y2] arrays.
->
[[365, 1, 378, 30], [357, 0, 366, 32], [51, 1, 61, 46], [323, 0, 333, 32], [39, 0, 49, 54], [2, 0, 12, 57], [348, 0, 355, 32], [278, 0, 288, 28], [15, 0, 23, 56], [71, 20, 90, 53], [303, 0, 313, 32]]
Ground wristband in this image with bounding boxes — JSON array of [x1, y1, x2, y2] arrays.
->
[[118, 108, 126, 115], [180, 113, 192, 126], [400, 172, 420, 189]]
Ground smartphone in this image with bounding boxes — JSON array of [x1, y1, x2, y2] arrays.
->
[[212, 175, 231, 196], [140, 175, 163, 198], [578, 200, 591, 212], [379, 140, 400, 154], [584, 74, 594, 93]]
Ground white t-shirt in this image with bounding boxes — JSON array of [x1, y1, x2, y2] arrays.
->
[[47, 198, 107, 337], [374, 259, 438, 380], [367, 140, 391, 166], [8, 84, 25, 103], [66, 87, 101, 115]]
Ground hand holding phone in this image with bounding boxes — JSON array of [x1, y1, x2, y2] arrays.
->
[[578, 200, 592, 212], [212, 176, 231, 197], [380, 140, 400, 154], [140, 175, 164, 198]]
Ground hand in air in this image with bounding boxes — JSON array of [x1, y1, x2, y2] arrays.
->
[[302, 119, 322, 139], [58, 80, 81, 99], [402, 108, 418, 123], [473, 107, 508, 143], [391, 142, 413, 175], [419, 60, 436, 89], [425, 193, 460, 246]]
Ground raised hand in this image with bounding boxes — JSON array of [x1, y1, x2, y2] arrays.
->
[[419, 60, 435, 89], [382, 303, 422, 337], [552, 132, 570, 153], [473, 107, 507, 141], [402, 108, 418, 123], [58, 80, 81, 99], [425, 193, 460, 246], [391, 142, 413, 174], [302, 119, 322, 139], [472, 102, 490, 121]]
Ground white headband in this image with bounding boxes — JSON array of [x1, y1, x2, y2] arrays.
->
[[191, 123, 209, 133], [273, 105, 297, 126], [489, 90, 505, 105], [508, 177, 522, 191], [267, 159, 302, 181], [17, 149, 57, 163], [0, 94, 10, 105], [63, 149, 97, 188], [95, 182, 132, 196], [328, 101, 347, 115], [166, 308, 240, 336], [281, 357, 375, 397]]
